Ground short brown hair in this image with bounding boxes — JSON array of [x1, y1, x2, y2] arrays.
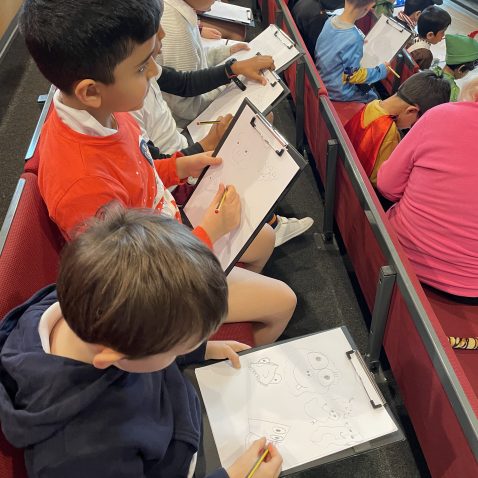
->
[[57, 206, 227, 358]]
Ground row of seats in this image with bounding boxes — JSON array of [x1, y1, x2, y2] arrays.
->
[[0, 98, 256, 476], [259, 1, 478, 476]]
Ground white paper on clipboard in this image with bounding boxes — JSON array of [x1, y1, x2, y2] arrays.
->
[[219, 24, 301, 72], [195, 327, 398, 471], [361, 15, 412, 68], [187, 69, 284, 143], [200, 1, 252, 25], [183, 102, 300, 273]]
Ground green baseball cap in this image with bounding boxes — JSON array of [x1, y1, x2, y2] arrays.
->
[[445, 34, 478, 64]]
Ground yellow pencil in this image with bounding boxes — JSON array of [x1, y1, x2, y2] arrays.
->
[[214, 188, 228, 214], [246, 447, 270, 478], [387, 65, 400, 79], [196, 120, 221, 125]]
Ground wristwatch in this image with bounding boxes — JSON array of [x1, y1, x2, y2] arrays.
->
[[224, 58, 246, 91]]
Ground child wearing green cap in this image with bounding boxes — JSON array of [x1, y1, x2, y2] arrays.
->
[[433, 34, 478, 101]]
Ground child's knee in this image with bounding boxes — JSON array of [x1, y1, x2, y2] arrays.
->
[[277, 281, 297, 318]]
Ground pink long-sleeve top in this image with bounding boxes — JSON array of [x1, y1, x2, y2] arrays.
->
[[377, 102, 478, 297]]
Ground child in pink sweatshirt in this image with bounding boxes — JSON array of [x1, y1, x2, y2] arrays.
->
[[378, 101, 478, 298]]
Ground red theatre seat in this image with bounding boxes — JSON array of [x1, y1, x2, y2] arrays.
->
[[0, 172, 61, 478]]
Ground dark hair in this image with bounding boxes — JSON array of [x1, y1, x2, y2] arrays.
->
[[57, 206, 228, 358], [397, 70, 450, 115], [19, 0, 163, 93], [404, 0, 434, 15], [417, 6, 451, 37], [447, 61, 478, 73]]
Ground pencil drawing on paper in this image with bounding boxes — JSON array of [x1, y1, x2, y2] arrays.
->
[[284, 349, 341, 396], [310, 422, 362, 448], [258, 158, 278, 182], [245, 418, 290, 448], [231, 134, 251, 169], [304, 396, 353, 424], [248, 357, 282, 386]]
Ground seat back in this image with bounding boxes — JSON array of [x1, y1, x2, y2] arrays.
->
[[0, 172, 64, 321], [0, 172, 64, 478]]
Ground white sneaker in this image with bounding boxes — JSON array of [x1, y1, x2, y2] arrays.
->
[[274, 215, 314, 247]]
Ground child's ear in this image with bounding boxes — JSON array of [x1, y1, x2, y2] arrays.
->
[[426, 32, 435, 41], [92, 347, 125, 370], [406, 105, 420, 117], [73, 79, 103, 109]]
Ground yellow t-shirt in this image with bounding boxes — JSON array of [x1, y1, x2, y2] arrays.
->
[[363, 100, 400, 186]]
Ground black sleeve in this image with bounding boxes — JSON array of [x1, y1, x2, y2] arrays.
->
[[147, 141, 172, 160], [180, 142, 204, 156], [157, 65, 231, 97]]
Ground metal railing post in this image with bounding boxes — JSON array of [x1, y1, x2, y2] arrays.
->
[[366, 266, 397, 370], [322, 139, 338, 242]]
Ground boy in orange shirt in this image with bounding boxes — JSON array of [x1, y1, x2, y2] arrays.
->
[[21, 0, 296, 346], [345, 71, 450, 186]]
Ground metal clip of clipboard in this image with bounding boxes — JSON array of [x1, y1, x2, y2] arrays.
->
[[346, 350, 386, 409], [246, 8, 252, 21], [250, 114, 287, 157], [386, 18, 405, 33], [273, 27, 295, 50]]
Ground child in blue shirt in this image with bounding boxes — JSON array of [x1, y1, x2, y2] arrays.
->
[[0, 207, 283, 478], [315, 0, 388, 102]]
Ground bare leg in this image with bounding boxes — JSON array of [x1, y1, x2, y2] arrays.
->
[[239, 223, 275, 273], [226, 266, 297, 345]]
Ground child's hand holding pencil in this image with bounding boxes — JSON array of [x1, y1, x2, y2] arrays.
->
[[200, 184, 241, 243], [227, 438, 282, 478]]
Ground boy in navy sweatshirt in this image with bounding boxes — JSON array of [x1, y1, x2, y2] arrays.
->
[[0, 208, 282, 477]]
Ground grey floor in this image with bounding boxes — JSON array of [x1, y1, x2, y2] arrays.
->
[[0, 9, 431, 478]]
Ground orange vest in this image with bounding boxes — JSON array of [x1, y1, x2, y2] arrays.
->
[[345, 107, 394, 177]]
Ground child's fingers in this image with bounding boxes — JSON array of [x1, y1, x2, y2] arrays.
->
[[210, 183, 226, 204], [225, 340, 251, 353], [225, 346, 241, 369]]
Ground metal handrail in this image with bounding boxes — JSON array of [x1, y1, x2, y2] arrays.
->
[[320, 95, 478, 459]]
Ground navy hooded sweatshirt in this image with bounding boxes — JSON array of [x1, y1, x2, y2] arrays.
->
[[0, 286, 228, 478]]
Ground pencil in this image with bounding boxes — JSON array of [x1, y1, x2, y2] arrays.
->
[[196, 120, 221, 125], [214, 188, 228, 214], [246, 447, 270, 478], [387, 65, 400, 79]]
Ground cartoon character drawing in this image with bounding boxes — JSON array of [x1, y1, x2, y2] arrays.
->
[[245, 419, 290, 448], [310, 422, 362, 448], [258, 158, 278, 182], [249, 357, 282, 386], [286, 350, 341, 396], [304, 396, 353, 424]]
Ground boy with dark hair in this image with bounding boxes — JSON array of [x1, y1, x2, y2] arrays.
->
[[394, 0, 439, 30], [345, 70, 450, 185], [408, 5, 451, 69], [292, 0, 345, 56], [0, 208, 283, 477], [433, 33, 478, 101], [20, 0, 297, 346], [315, 0, 388, 102]]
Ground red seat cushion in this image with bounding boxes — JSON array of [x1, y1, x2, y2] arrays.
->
[[210, 322, 255, 347], [332, 101, 366, 126]]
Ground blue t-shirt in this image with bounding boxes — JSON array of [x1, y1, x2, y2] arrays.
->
[[315, 17, 387, 102]]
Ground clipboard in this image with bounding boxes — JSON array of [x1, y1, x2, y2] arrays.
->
[[189, 326, 404, 477], [187, 68, 290, 144], [198, 1, 254, 26], [361, 15, 413, 68], [219, 24, 303, 73], [183, 99, 306, 274]]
